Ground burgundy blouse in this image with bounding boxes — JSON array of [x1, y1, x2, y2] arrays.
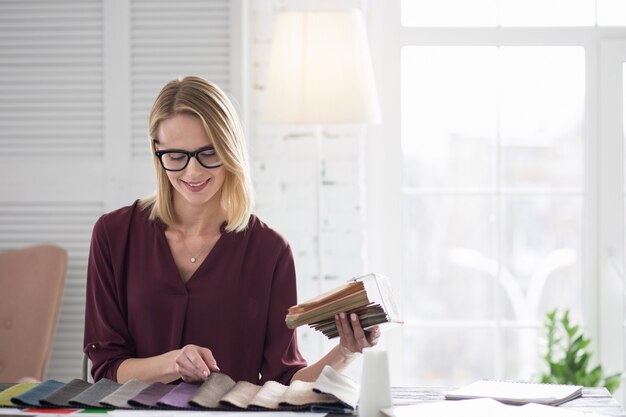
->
[[83, 201, 307, 384]]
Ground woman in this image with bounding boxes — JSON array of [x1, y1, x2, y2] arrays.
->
[[83, 76, 380, 385]]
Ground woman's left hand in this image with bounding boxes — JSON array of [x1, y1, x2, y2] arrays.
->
[[335, 312, 381, 357]]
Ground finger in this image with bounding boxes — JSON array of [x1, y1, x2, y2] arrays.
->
[[336, 314, 357, 357], [366, 326, 381, 345], [180, 371, 202, 383], [177, 351, 204, 380], [335, 314, 345, 339], [338, 312, 356, 346], [176, 360, 202, 383], [183, 348, 210, 380], [198, 348, 220, 373], [179, 369, 200, 383], [335, 313, 350, 340], [350, 313, 370, 347], [339, 313, 358, 354]]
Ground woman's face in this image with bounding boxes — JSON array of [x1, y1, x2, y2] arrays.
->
[[155, 113, 226, 210]]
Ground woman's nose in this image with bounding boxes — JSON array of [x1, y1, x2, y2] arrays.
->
[[185, 155, 204, 174]]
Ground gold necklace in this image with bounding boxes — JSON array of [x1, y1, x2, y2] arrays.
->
[[176, 230, 209, 263]]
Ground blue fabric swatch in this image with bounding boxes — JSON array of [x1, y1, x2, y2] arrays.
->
[[11, 380, 64, 408]]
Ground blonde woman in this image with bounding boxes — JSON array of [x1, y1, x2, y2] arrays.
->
[[83, 76, 380, 385]]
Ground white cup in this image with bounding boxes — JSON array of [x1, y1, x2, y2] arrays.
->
[[359, 349, 392, 417]]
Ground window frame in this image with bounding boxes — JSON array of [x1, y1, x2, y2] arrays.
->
[[365, 0, 626, 397]]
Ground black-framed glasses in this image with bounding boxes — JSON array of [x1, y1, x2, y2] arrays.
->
[[154, 145, 223, 171]]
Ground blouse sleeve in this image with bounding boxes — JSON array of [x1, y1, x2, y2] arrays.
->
[[259, 243, 307, 384], [83, 215, 135, 382]]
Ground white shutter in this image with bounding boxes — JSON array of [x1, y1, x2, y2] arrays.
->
[[130, 0, 231, 157], [0, 0, 105, 381], [0, 0, 104, 156]]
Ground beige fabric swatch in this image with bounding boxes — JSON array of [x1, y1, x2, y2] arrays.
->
[[279, 380, 339, 407], [249, 380, 289, 409], [189, 371, 349, 411], [189, 373, 235, 409], [313, 365, 359, 408], [219, 381, 261, 409]]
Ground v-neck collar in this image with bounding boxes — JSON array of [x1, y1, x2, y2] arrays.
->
[[156, 219, 228, 287]]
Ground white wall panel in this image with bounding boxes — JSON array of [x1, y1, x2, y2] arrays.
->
[[0, 0, 105, 380]]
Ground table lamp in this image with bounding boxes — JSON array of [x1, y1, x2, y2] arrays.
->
[[264, 9, 380, 124]]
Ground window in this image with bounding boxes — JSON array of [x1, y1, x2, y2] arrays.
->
[[401, 44, 585, 384], [368, 0, 626, 399]]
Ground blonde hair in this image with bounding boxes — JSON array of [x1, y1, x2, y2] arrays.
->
[[140, 76, 253, 232]]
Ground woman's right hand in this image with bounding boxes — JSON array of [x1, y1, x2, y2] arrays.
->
[[174, 344, 220, 383]]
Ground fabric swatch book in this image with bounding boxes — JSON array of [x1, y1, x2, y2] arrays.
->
[[285, 273, 402, 338], [444, 379, 583, 406]]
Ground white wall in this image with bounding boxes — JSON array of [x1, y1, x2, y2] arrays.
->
[[246, 0, 377, 375]]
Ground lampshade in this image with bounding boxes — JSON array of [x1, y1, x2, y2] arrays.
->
[[264, 10, 381, 124]]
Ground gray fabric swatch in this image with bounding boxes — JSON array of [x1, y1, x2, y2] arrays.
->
[[69, 378, 121, 409], [40, 379, 92, 408], [99, 380, 148, 409]]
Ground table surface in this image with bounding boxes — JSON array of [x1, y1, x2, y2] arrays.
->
[[0, 385, 622, 415], [391, 386, 626, 416]]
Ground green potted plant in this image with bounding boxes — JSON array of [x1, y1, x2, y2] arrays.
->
[[539, 308, 622, 393]]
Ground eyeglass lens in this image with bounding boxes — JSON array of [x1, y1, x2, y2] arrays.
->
[[160, 148, 221, 170]]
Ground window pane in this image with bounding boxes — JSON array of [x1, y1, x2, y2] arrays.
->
[[401, 0, 497, 27], [404, 327, 496, 386], [402, 47, 498, 189], [500, 47, 585, 189], [400, 44, 586, 386], [403, 195, 496, 321], [597, 0, 626, 26], [501, 196, 583, 322], [502, 328, 542, 380], [500, 0, 594, 26]]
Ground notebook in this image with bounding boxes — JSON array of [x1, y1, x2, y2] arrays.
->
[[444, 379, 583, 406], [384, 398, 596, 417]]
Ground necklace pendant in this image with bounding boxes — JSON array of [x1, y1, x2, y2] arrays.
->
[[190, 257, 197, 263]]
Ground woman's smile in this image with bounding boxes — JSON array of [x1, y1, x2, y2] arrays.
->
[[181, 178, 210, 193]]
